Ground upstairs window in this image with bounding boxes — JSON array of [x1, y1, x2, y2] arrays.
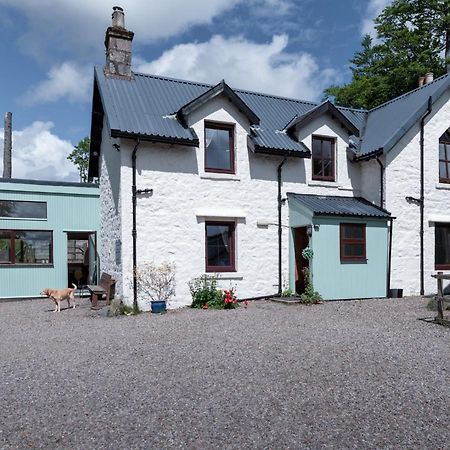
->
[[435, 223, 450, 270], [439, 136, 450, 184], [312, 136, 335, 181], [0, 200, 47, 219], [205, 221, 235, 272], [340, 223, 366, 262], [204, 122, 235, 173]]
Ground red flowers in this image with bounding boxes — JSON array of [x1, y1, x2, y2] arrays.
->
[[203, 303, 209, 309]]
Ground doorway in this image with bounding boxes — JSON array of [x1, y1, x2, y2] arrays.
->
[[294, 227, 309, 294], [67, 232, 97, 288]]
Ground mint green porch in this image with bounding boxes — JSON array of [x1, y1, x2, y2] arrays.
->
[[0, 179, 99, 298], [289, 199, 389, 300]]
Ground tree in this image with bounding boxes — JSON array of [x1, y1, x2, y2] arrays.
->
[[68, 137, 90, 182], [325, 0, 450, 109]]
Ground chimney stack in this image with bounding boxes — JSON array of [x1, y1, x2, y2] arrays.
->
[[104, 6, 134, 79], [3, 112, 12, 178], [418, 76, 425, 87]]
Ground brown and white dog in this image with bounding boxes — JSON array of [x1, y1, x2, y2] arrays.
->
[[41, 284, 77, 312]]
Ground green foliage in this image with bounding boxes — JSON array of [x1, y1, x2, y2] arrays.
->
[[300, 268, 322, 305], [426, 296, 450, 311], [188, 276, 238, 309], [119, 303, 140, 315], [281, 288, 293, 297], [301, 247, 314, 260], [67, 137, 90, 182], [324, 0, 450, 109]]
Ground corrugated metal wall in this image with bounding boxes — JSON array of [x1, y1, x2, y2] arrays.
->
[[0, 181, 99, 298]]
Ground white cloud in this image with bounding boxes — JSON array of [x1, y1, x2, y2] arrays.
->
[[22, 62, 91, 105], [135, 34, 338, 101], [0, 122, 78, 181], [0, 0, 242, 57], [361, 0, 392, 36]]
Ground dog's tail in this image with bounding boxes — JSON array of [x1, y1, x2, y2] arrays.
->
[[72, 283, 77, 290]]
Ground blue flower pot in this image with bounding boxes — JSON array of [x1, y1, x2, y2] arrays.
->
[[151, 300, 166, 313]]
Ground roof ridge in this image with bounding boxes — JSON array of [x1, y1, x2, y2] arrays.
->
[[369, 72, 450, 113], [132, 70, 212, 88], [129, 68, 366, 114]]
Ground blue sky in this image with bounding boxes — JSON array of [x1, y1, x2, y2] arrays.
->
[[0, 0, 390, 181]]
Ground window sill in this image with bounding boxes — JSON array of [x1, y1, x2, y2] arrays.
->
[[308, 180, 339, 188], [204, 272, 243, 280], [435, 183, 450, 190], [200, 173, 240, 181], [0, 264, 54, 268], [0, 217, 47, 221]]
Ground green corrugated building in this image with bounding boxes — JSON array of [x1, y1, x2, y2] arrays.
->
[[0, 178, 99, 299]]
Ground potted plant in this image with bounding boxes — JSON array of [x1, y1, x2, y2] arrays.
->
[[135, 262, 176, 313]]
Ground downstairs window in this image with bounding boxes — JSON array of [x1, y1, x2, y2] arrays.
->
[[340, 223, 366, 262], [0, 230, 53, 265], [435, 223, 450, 270], [205, 222, 235, 272]]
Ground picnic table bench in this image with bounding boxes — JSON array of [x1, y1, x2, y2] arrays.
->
[[431, 271, 450, 326], [87, 272, 116, 309]]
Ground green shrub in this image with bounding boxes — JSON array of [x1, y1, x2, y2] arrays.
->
[[188, 276, 238, 309], [281, 288, 293, 297], [300, 268, 322, 304]]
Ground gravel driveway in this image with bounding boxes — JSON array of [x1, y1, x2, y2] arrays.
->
[[0, 296, 449, 449]]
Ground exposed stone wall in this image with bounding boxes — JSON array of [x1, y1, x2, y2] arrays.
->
[[99, 118, 123, 296]]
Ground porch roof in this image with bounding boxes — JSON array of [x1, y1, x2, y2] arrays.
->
[[287, 193, 391, 218]]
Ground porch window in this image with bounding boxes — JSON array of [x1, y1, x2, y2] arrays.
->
[[0, 230, 53, 265], [340, 223, 366, 261], [204, 122, 235, 173], [435, 223, 450, 270], [205, 221, 235, 272], [439, 137, 450, 183], [312, 136, 335, 181], [0, 200, 47, 219]]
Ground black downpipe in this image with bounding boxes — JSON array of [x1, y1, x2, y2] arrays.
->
[[131, 139, 140, 312], [375, 156, 384, 208], [387, 217, 394, 297], [277, 157, 287, 296], [419, 97, 432, 295]]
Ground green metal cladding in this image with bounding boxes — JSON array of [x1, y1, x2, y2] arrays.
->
[[289, 199, 389, 300], [0, 180, 99, 298]]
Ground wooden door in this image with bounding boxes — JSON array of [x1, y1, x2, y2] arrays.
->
[[294, 227, 309, 294]]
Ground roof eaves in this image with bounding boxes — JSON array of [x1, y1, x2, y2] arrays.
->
[[110, 129, 199, 147], [253, 144, 311, 158], [177, 80, 260, 126]]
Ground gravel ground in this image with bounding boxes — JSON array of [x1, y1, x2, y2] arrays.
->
[[0, 296, 449, 450]]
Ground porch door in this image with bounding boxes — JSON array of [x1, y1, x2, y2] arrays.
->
[[67, 232, 97, 287], [294, 227, 309, 294]]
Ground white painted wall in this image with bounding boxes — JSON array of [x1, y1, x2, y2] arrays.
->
[[112, 97, 357, 309], [385, 89, 450, 295], [99, 117, 123, 296]]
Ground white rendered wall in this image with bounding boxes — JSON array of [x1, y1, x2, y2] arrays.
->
[[116, 97, 359, 309], [385, 89, 450, 295], [99, 118, 123, 296]]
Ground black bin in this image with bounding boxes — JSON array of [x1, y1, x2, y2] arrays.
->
[[389, 288, 403, 298]]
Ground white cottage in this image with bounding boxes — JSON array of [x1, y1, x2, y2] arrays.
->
[[88, 8, 450, 308]]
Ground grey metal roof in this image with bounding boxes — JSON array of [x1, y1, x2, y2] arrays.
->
[[284, 100, 360, 136], [358, 73, 450, 156], [94, 67, 366, 154], [94, 66, 450, 161], [288, 193, 391, 218]]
